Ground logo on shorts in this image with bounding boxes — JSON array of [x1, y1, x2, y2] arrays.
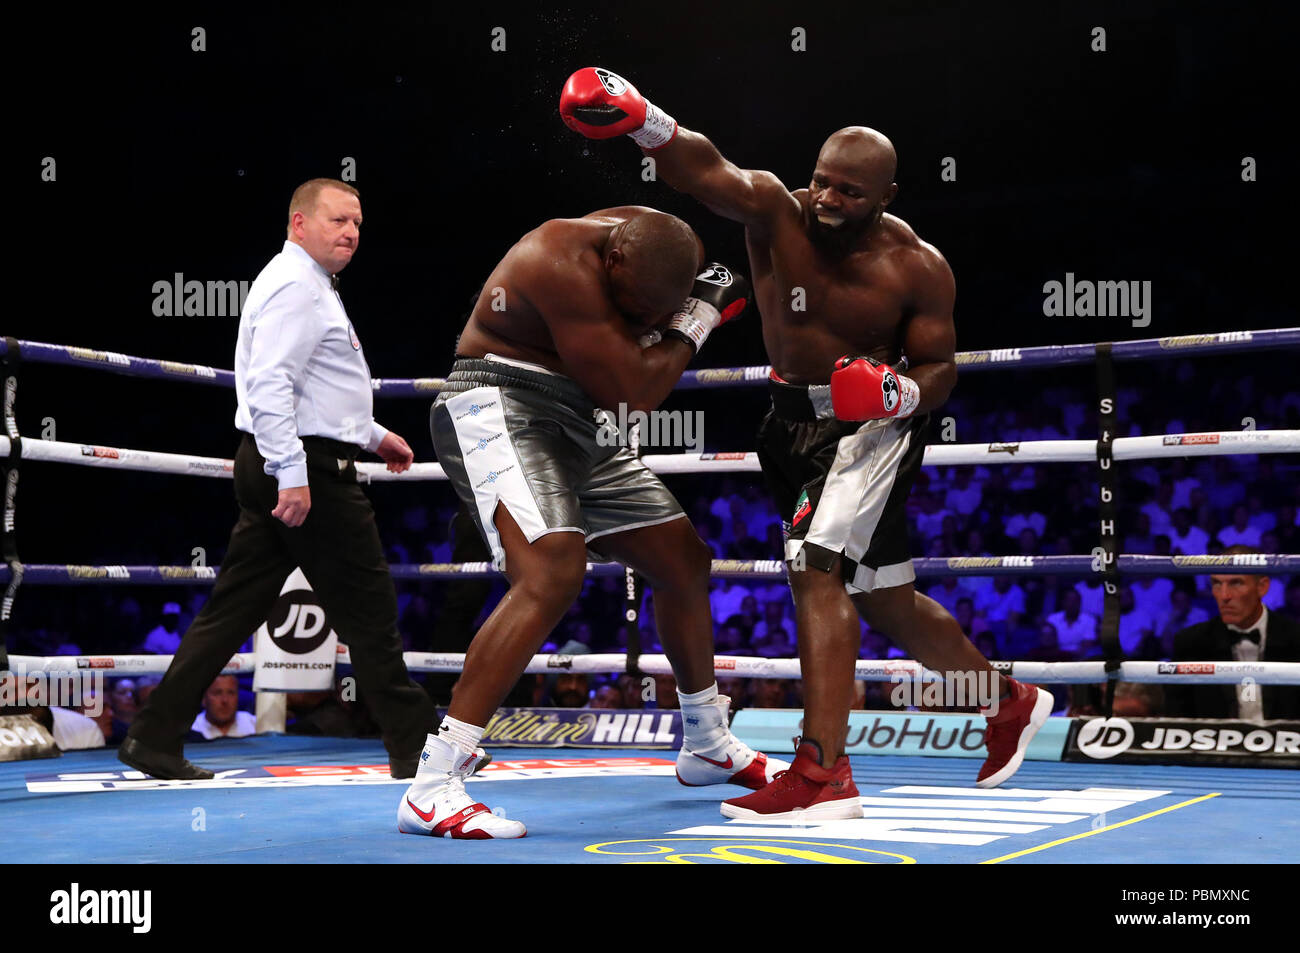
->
[[594, 68, 628, 96], [456, 401, 498, 420], [695, 264, 733, 287], [791, 490, 812, 529], [880, 371, 899, 412], [475, 465, 515, 489], [467, 432, 504, 455]]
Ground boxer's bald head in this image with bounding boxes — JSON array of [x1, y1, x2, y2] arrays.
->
[[808, 126, 898, 254], [604, 212, 700, 326]]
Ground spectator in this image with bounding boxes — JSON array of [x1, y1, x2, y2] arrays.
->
[[1073, 577, 1106, 620], [1025, 622, 1064, 661], [1045, 588, 1097, 656], [0, 676, 104, 750], [616, 674, 645, 710], [1117, 587, 1159, 657], [954, 598, 990, 639], [944, 467, 983, 517], [1165, 547, 1300, 720], [751, 601, 795, 652], [1217, 504, 1262, 549], [589, 685, 623, 709], [79, 688, 114, 743], [190, 675, 257, 740], [1123, 512, 1155, 554], [1168, 459, 1201, 510], [1155, 588, 1211, 652], [1168, 508, 1210, 555], [1130, 574, 1175, 619], [1003, 503, 1047, 543], [549, 673, 590, 707], [926, 577, 975, 617], [653, 674, 679, 709], [140, 602, 183, 655], [975, 576, 1027, 631], [751, 679, 792, 708], [709, 579, 752, 626], [1285, 578, 1300, 623], [973, 631, 1000, 660], [1111, 682, 1165, 718], [714, 622, 749, 655], [1140, 482, 1175, 539]]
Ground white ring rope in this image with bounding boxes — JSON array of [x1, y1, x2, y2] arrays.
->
[[6, 429, 1298, 481], [6, 651, 1298, 686]]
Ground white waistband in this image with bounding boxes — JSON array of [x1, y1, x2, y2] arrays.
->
[[483, 352, 561, 377]]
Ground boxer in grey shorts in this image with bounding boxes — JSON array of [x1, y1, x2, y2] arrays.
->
[[432, 354, 684, 572], [398, 207, 785, 842]]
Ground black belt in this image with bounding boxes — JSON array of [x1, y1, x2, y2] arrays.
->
[[243, 432, 361, 460], [768, 372, 835, 422], [440, 356, 594, 411]]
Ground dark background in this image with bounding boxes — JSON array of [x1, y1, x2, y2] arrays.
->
[[9, 1, 1295, 635]]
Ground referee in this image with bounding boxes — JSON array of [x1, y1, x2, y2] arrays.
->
[[121, 178, 439, 780]]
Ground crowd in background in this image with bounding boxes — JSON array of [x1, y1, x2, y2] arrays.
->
[[6, 369, 1299, 744]]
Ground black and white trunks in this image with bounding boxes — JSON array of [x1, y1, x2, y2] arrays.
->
[[758, 372, 928, 594], [431, 354, 685, 570]]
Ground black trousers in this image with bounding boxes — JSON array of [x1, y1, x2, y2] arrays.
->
[[129, 434, 438, 758]]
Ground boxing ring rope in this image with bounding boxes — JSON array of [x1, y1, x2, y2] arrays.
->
[[4, 328, 1297, 391], [4, 554, 1298, 586], [3, 326, 1298, 701], [7, 650, 1299, 686], [4, 428, 1298, 482]]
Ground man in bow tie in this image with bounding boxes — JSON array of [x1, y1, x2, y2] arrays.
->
[[1166, 546, 1300, 720]]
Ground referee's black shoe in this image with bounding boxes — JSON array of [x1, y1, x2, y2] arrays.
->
[[118, 737, 215, 781]]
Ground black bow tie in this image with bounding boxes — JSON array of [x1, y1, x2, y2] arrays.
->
[[1232, 629, 1261, 645], [330, 274, 340, 292]]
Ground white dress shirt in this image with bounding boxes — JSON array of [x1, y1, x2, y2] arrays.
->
[[1228, 606, 1268, 721], [235, 241, 388, 489], [191, 710, 259, 740], [49, 707, 106, 750]]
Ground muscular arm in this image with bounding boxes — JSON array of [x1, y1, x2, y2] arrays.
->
[[520, 251, 694, 413], [900, 248, 958, 415], [646, 129, 800, 234]]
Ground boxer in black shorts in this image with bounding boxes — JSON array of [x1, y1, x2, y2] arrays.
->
[[564, 68, 1055, 820]]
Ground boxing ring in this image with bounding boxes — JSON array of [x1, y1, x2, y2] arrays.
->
[[1, 329, 1298, 864]]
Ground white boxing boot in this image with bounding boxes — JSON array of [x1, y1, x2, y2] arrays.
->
[[398, 734, 525, 839], [675, 693, 789, 789]]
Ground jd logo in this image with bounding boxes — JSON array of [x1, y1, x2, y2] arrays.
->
[[584, 838, 914, 864], [1076, 716, 1135, 759], [266, 592, 332, 654]]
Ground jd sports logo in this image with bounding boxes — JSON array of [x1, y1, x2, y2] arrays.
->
[[266, 591, 332, 655], [594, 68, 628, 96], [880, 371, 899, 412], [1076, 716, 1135, 759], [696, 264, 733, 287]]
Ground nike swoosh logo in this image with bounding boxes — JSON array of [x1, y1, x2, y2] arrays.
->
[[406, 797, 436, 823], [692, 752, 734, 769]]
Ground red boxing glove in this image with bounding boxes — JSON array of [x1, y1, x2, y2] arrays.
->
[[559, 67, 677, 149], [830, 355, 921, 421]]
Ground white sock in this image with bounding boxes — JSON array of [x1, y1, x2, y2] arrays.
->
[[677, 682, 728, 750], [436, 715, 484, 757]]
